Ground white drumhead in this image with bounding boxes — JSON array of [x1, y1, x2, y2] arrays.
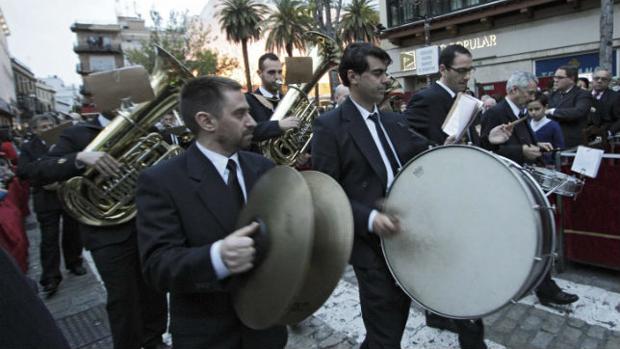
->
[[383, 146, 540, 318]]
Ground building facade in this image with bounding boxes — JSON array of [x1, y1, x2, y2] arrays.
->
[[118, 16, 150, 66], [41, 76, 80, 115], [0, 7, 15, 126], [379, 0, 620, 97], [72, 22, 124, 77]]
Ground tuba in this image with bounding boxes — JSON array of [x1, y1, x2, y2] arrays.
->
[[59, 46, 193, 226], [260, 32, 340, 166]]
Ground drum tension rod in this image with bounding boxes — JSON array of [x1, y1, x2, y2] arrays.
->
[[533, 204, 555, 212]]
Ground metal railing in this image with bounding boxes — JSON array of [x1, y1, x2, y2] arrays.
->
[[73, 42, 122, 53], [386, 0, 509, 28]]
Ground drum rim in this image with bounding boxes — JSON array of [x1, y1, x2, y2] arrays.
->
[[382, 145, 555, 319]]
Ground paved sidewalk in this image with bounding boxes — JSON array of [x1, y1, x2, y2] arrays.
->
[[23, 211, 620, 349]]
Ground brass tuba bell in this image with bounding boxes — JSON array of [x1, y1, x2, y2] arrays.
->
[[59, 46, 193, 226], [260, 32, 340, 166]]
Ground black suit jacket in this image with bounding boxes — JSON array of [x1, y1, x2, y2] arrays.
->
[[312, 98, 429, 268], [25, 119, 134, 250], [548, 87, 593, 147], [0, 248, 70, 349], [588, 89, 620, 129], [16, 136, 63, 213], [136, 144, 283, 346], [481, 100, 537, 166], [405, 82, 480, 145], [246, 89, 283, 143]]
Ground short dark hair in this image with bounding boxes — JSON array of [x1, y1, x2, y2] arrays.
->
[[558, 65, 578, 82], [179, 76, 242, 134], [31, 113, 56, 129], [532, 92, 549, 107], [439, 44, 472, 68], [578, 77, 589, 89], [258, 53, 279, 71], [338, 43, 392, 87]]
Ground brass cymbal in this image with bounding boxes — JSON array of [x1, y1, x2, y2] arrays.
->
[[233, 166, 315, 330], [278, 171, 354, 324]]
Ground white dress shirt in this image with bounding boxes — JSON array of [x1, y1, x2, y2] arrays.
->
[[195, 141, 249, 280], [349, 97, 402, 233]]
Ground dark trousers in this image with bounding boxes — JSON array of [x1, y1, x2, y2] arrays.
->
[[173, 324, 287, 349], [36, 209, 83, 286], [535, 270, 562, 298], [90, 234, 167, 349], [353, 261, 411, 349]]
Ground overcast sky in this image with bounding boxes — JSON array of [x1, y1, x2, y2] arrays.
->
[[1, 0, 209, 86]]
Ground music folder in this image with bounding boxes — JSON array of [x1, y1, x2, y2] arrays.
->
[[441, 93, 483, 141]]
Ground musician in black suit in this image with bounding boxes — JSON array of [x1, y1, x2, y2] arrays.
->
[[582, 67, 620, 146], [481, 71, 579, 307], [136, 76, 286, 349], [546, 65, 593, 148], [404, 44, 488, 349], [312, 43, 430, 349], [0, 248, 70, 349], [405, 44, 479, 145], [246, 53, 299, 146], [16, 114, 85, 296], [27, 112, 168, 349]]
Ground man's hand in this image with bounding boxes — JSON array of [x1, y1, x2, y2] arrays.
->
[[443, 135, 457, 145], [220, 222, 259, 274], [522, 145, 542, 160], [76, 151, 121, 177], [278, 117, 301, 131], [372, 213, 401, 236], [488, 123, 514, 145], [537, 142, 554, 152]]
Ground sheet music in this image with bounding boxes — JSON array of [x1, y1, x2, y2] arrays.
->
[[441, 93, 483, 140], [571, 146, 604, 178]]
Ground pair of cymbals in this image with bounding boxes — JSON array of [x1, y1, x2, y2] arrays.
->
[[233, 166, 353, 329]]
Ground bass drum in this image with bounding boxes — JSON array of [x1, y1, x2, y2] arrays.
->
[[382, 145, 555, 319]]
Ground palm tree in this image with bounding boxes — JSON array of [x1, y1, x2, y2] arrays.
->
[[264, 0, 312, 57], [218, 0, 267, 89], [338, 0, 380, 44]]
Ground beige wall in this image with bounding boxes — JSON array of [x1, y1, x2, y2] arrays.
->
[[383, 4, 620, 87], [0, 28, 15, 105]]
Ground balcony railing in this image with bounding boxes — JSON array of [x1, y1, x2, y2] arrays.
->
[[387, 0, 505, 28], [73, 42, 122, 53]]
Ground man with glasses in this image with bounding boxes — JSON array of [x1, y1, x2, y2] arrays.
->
[[405, 44, 487, 349], [405, 44, 479, 145], [582, 67, 620, 147], [481, 71, 579, 308], [546, 65, 593, 148]]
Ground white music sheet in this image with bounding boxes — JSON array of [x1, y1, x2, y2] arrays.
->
[[571, 146, 604, 178], [442, 93, 483, 140]]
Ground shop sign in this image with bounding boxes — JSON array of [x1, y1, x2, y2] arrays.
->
[[415, 46, 440, 75], [440, 34, 498, 51], [535, 51, 617, 77], [400, 51, 416, 71]]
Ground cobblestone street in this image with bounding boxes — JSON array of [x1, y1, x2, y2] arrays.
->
[[25, 213, 620, 349]]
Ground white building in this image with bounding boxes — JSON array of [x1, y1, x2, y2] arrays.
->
[[41, 76, 80, 115]]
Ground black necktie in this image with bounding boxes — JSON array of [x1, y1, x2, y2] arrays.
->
[[368, 113, 400, 174], [226, 159, 245, 211]]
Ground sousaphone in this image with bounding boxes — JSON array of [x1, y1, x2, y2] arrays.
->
[[233, 166, 354, 329]]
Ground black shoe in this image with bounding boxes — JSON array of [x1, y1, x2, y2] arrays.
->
[[456, 319, 487, 349], [425, 312, 458, 333], [143, 343, 171, 349], [538, 290, 579, 306], [68, 265, 87, 276], [42, 281, 59, 297]]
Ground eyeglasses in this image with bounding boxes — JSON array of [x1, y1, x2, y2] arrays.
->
[[553, 75, 569, 80], [593, 76, 611, 82], [447, 66, 475, 75]]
